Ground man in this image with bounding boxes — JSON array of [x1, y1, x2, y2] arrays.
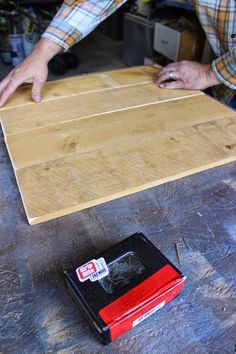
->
[[0, 0, 235, 108]]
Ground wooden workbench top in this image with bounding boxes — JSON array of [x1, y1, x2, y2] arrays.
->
[[0, 122, 235, 352]]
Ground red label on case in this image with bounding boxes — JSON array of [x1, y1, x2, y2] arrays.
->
[[99, 264, 185, 341], [76, 260, 98, 282]]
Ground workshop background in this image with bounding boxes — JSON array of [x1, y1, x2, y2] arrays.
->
[[0, 0, 214, 81]]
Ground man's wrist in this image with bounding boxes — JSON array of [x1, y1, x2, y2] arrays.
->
[[32, 38, 63, 64], [206, 64, 220, 87]]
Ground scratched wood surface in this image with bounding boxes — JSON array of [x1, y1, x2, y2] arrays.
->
[[0, 65, 235, 224], [1, 124, 236, 353]]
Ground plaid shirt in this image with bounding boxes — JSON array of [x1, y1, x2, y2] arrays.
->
[[192, 0, 236, 104], [42, 0, 236, 105], [42, 1, 126, 50]]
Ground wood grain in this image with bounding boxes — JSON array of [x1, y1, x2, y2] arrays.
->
[[0, 65, 235, 224], [1, 82, 201, 135], [16, 116, 236, 224], [0, 65, 159, 110], [5, 95, 234, 170]]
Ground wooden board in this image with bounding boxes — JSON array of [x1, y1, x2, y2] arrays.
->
[[0, 65, 235, 224]]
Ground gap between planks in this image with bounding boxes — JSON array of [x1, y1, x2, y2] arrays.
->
[[10, 116, 235, 172], [3, 93, 235, 172], [14, 115, 236, 223], [0, 80, 152, 111], [1, 92, 203, 137], [0, 65, 162, 111]]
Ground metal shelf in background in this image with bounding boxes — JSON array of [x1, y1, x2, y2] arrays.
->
[[163, 0, 194, 11], [0, 0, 61, 4], [0, 0, 194, 11]]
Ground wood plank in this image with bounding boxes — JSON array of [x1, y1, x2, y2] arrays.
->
[[0, 66, 159, 110], [15, 116, 236, 224], [5, 95, 235, 170], [0, 81, 201, 135], [1, 65, 235, 225]]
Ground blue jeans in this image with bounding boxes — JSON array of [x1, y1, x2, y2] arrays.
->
[[228, 94, 236, 110]]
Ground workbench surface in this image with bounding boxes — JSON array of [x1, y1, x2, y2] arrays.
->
[[1, 125, 235, 353]]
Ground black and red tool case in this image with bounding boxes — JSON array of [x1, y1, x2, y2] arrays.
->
[[65, 232, 186, 345]]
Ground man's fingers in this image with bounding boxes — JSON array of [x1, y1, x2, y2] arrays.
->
[[160, 80, 184, 89], [155, 71, 179, 85], [156, 70, 181, 85], [0, 77, 24, 107], [159, 62, 179, 73], [32, 80, 45, 103], [155, 71, 170, 84], [155, 63, 179, 80], [0, 75, 12, 96]]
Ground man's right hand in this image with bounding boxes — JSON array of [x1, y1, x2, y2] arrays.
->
[[0, 38, 62, 107]]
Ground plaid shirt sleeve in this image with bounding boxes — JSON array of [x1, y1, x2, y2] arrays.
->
[[212, 47, 236, 90], [193, 0, 236, 95], [42, 0, 127, 51]]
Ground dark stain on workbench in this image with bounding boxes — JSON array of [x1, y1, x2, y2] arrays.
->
[[0, 127, 235, 354]]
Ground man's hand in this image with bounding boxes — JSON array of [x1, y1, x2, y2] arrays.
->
[[0, 38, 62, 107], [155, 61, 220, 90]]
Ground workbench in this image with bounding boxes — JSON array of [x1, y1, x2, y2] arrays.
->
[[1, 130, 236, 353], [0, 66, 236, 353]]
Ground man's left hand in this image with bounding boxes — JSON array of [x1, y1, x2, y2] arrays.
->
[[155, 61, 220, 90]]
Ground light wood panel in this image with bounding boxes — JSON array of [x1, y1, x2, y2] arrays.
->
[[1, 81, 201, 135], [1, 65, 159, 110], [0, 65, 235, 224], [5, 95, 234, 170], [16, 116, 236, 224]]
